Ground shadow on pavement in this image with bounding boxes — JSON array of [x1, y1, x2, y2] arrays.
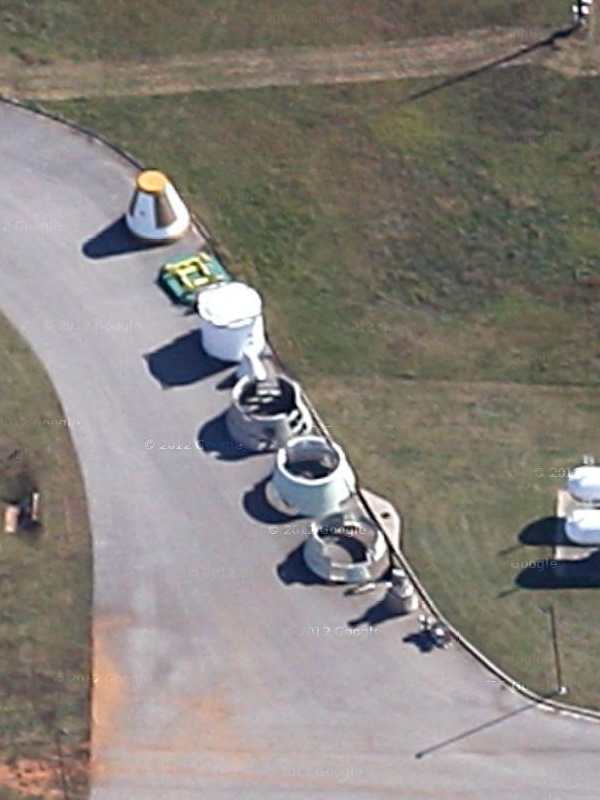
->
[[519, 516, 561, 546], [197, 413, 251, 462], [215, 371, 238, 391], [243, 477, 299, 525], [144, 331, 228, 387], [276, 543, 323, 586], [517, 551, 600, 589], [153, 277, 197, 312], [415, 690, 562, 759], [403, 630, 436, 653], [348, 596, 400, 631], [82, 216, 159, 259]]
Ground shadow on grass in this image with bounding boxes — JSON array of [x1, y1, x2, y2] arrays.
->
[[519, 516, 561, 546], [144, 331, 228, 387], [0, 454, 39, 535], [516, 551, 600, 589], [17, 520, 44, 546], [276, 542, 323, 586], [82, 216, 160, 259], [403, 23, 580, 105], [196, 413, 250, 462], [498, 543, 522, 556], [497, 586, 520, 599]]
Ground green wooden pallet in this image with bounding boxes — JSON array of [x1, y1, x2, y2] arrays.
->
[[158, 250, 232, 306]]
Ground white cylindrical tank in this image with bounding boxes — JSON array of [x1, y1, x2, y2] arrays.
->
[[197, 282, 265, 362], [565, 508, 600, 546], [567, 465, 600, 504], [267, 435, 356, 518]]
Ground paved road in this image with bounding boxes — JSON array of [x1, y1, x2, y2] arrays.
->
[[0, 102, 598, 800]]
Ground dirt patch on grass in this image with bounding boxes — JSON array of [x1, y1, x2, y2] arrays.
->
[[0, 26, 549, 100], [0, 750, 88, 800], [0, 758, 63, 798]]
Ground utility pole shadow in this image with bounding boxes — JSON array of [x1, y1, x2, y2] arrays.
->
[[415, 689, 561, 759], [402, 24, 581, 104]]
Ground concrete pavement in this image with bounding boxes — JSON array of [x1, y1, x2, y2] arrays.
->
[[0, 101, 598, 800]]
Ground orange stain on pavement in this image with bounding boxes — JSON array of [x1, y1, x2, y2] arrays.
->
[[90, 614, 135, 776]]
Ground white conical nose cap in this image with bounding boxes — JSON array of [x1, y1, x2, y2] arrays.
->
[[125, 170, 190, 242]]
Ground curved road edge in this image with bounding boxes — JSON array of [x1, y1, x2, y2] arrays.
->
[[2, 92, 598, 727]]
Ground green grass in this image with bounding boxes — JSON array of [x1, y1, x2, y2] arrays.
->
[[44, 61, 600, 709], [310, 375, 600, 703], [0, 312, 91, 798], [0, 0, 569, 62], [47, 68, 600, 385]]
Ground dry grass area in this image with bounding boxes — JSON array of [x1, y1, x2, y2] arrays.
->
[[0, 752, 88, 800], [0, 27, 549, 100], [547, 29, 600, 76]]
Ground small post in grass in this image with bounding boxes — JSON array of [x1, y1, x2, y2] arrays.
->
[[572, 0, 595, 37], [30, 490, 41, 524], [591, 0, 599, 42], [541, 603, 568, 696]]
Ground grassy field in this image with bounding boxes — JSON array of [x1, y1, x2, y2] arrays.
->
[[0, 312, 91, 799], [47, 66, 600, 386], [0, 0, 568, 63], [44, 57, 600, 708], [0, 6, 597, 800]]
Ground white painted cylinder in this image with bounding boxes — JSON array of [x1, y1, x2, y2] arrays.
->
[[385, 574, 419, 614], [565, 508, 600, 545], [197, 282, 265, 362], [567, 465, 600, 504]]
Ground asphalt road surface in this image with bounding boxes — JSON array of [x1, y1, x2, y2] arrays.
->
[[0, 101, 598, 800]]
